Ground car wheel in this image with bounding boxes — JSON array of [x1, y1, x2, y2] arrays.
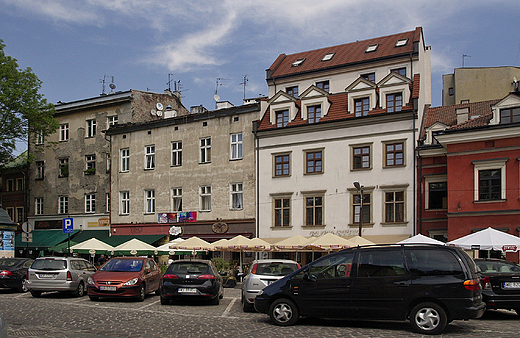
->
[[410, 302, 448, 335], [30, 290, 42, 298], [18, 278, 29, 293], [74, 282, 85, 297], [155, 286, 161, 295], [242, 298, 254, 312], [160, 296, 169, 305], [269, 298, 299, 326], [89, 296, 99, 301], [210, 296, 220, 305], [137, 284, 146, 302]]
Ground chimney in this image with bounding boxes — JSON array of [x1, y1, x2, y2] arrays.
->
[[456, 107, 469, 124]]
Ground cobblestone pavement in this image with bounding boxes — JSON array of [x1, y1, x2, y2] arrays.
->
[[1, 286, 519, 338]]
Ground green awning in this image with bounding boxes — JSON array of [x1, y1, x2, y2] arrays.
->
[[14, 229, 78, 249], [68, 230, 165, 247], [49, 240, 78, 253]]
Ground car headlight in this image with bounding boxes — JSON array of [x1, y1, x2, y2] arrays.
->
[[87, 277, 94, 285], [123, 278, 139, 286]]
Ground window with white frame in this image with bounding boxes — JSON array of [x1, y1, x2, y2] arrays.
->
[[171, 141, 182, 166], [200, 137, 211, 163], [145, 145, 155, 170], [200, 185, 211, 211], [472, 158, 507, 201], [106, 193, 110, 213], [145, 189, 155, 213], [35, 132, 44, 145], [35, 197, 43, 215], [230, 183, 243, 210], [305, 195, 323, 226], [230, 133, 243, 160], [85, 193, 96, 213], [36, 161, 44, 179], [86, 154, 96, 171], [59, 123, 69, 141], [58, 196, 68, 214], [120, 191, 130, 215], [274, 197, 291, 227], [86, 119, 96, 138], [425, 176, 447, 210], [171, 188, 182, 212], [107, 115, 118, 127], [120, 148, 129, 172]]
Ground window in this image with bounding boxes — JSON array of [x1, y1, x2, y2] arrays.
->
[[316, 80, 330, 92], [353, 145, 371, 170], [200, 137, 211, 164], [302, 251, 355, 279], [200, 186, 211, 211], [276, 110, 289, 128], [230, 133, 243, 160], [106, 153, 110, 172], [286, 86, 298, 98], [120, 191, 130, 215], [353, 193, 370, 224], [449, 87, 454, 96], [395, 38, 408, 47], [36, 161, 44, 179], [145, 145, 155, 169], [274, 197, 290, 227], [355, 97, 370, 117], [59, 158, 69, 177], [120, 148, 129, 172], [321, 53, 334, 61], [58, 196, 68, 214], [107, 115, 118, 127], [361, 72, 375, 83], [86, 119, 96, 138], [16, 178, 23, 191], [230, 183, 243, 210], [428, 182, 447, 209], [274, 154, 290, 177], [391, 67, 406, 77], [386, 93, 403, 113], [35, 198, 43, 215], [59, 124, 69, 141], [385, 191, 405, 222], [384, 142, 404, 167], [16, 207, 24, 223], [86, 154, 96, 171], [145, 190, 155, 213], [405, 249, 463, 276], [171, 188, 182, 212], [35, 132, 44, 145], [305, 150, 322, 174], [6, 179, 13, 192], [85, 193, 96, 213], [6, 208, 13, 221], [307, 105, 321, 124], [106, 193, 110, 213], [479, 169, 501, 200], [291, 58, 305, 67], [358, 250, 406, 277], [171, 141, 182, 166], [500, 107, 520, 124], [365, 44, 378, 53], [305, 196, 323, 226]]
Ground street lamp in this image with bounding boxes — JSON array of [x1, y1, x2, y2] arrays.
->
[[353, 182, 364, 237]]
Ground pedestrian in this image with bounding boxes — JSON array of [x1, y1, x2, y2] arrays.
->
[[97, 254, 106, 266]]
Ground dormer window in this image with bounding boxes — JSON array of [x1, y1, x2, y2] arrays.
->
[[292, 58, 305, 67], [321, 53, 335, 61], [391, 67, 406, 77], [286, 86, 299, 98], [361, 72, 375, 83], [365, 44, 378, 53], [500, 107, 520, 124], [355, 98, 370, 117], [316, 80, 329, 92], [395, 38, 408, 47]]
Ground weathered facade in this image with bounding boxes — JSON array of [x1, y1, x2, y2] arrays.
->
[[0, 151, 28, 229]]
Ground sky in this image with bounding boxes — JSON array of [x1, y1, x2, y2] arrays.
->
[[2, 0, 520, 155]]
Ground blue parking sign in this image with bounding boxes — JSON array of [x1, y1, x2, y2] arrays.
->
[[63, 218, 73, 234]]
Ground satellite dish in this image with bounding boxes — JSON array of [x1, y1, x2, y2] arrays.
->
[[151, 109, 157, 116], [156, 103, 164, 110], [109, 83, 116, 90], [214, 94, 220, 102], [156, 110, 163, 117]]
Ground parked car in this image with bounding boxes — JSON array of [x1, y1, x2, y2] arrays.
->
[[241, 259, 300, 312], [254, 244, 485, 335], [160, 259, 223, 305], [26, 257, 96, 297], [475, 258, 520, 315], [87, 257, 161, 302], [0, 258, 33, 292]]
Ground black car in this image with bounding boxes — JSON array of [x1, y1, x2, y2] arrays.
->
[[0, 258, 33, 292], [475, 258, 520, 315], [160, 259, 223, 305], [254, 244, 485, 335]]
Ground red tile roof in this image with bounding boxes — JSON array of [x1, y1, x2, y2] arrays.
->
[[268, 27, 422, 79]]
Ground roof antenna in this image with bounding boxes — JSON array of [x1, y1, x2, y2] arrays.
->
[[100, 75, 115, 95], [214, 77, 230, 109], [461, 54, 471, 68], [239, 75, 249, 100]]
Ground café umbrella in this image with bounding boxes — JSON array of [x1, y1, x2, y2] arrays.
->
[[112, 238, 158, 256], [447, 227, 520, 252]]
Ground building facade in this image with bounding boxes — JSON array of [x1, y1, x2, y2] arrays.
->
[[0, 151, 27, 229]]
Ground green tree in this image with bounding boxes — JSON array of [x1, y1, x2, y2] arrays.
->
[[0, 39, 58, 166]]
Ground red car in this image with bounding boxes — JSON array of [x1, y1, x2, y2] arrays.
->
[[87, 257, 161, 301]]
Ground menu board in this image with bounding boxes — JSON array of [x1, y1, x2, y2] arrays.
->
[[0, 231, 15, 258]]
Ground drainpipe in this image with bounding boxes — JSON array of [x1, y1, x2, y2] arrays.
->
[[413, 98, 418, 236]]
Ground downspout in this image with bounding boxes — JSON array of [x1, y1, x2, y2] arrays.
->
[[413, 98, 418, 236], [417, 152, 423, 236], [253, 121, 259, 240]]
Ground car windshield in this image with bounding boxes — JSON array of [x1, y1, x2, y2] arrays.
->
[[256, 262, 299, 276], [168, 262, 210, 275], [476, 260, 520, 273], [32, 259, 67, 270], [0, 259, 19, 267], [100, 259, 143, 272]]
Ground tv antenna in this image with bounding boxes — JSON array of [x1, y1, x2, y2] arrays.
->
[[461, 54, 471, 68], [239, 75, 249, 99], [215, 77, 230, 108], [100, 75, 115, 95]]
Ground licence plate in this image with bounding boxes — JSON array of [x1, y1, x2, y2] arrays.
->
[[38, 274, 55, 279], [100, 286, 117, 291], [178, 288, 197, 293], [503, 282, 520, 289]]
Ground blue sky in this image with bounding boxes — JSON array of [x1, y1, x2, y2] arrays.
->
[[2, 0, 519, 154]]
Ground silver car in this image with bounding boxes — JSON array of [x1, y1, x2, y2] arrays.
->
[[241, 259, 300, 311], [25, 257, 96, 297]]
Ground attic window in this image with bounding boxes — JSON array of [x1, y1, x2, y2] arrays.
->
[[365, 44, 378, 53], [292, 58, 306, 67], [395, 38, 408, 47], [321, 53, 335, 61]]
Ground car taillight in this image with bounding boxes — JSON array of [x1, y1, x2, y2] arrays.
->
[[251, 263, 258, 274], [198, 275, 216, 280], [463, 279, 481, 291], [297, 264, 301, 269], [67, 271, 72, 281], [0, 270, 13, 276], [481, 276, 491, 290], [163, 274, 179, 279]]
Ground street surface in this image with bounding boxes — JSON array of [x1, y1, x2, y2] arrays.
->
[[1, 285, 519, 337]]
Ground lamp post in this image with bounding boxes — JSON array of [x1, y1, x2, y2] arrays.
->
[[353, 182, 364, 237]]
